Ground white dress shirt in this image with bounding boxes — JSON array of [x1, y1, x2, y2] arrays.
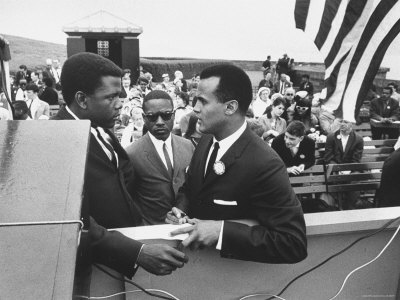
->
[[341, 134, 349, 151], [204, 121, 247, 250], [148, 132, 174, 170]]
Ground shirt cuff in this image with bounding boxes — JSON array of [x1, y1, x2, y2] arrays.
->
[[215, 221, 224, 250], [134, 244, 145, 269]]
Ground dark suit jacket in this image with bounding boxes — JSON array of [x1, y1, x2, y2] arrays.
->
[[126, 133, 194, 225], [40, 86, 59, 105], [299, 81, 314, 96], [370, 97, 400, 121], [377, 148, 400, 207], [273, 80, 292, 94], [177, 125, 307, 264], [324, 130, 364, 164], [51, 107, 143, 279], [271, 134, 315, 170]]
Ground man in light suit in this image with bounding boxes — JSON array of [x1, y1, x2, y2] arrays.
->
[[126, 90, 194, 225], [51, 53, 187, 297], [25, 83, 50, 119], [169, 64, 307, 264], [273, 73, 293, 95]]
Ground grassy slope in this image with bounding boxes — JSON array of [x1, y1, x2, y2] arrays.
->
[[3, 34, 67, 73]]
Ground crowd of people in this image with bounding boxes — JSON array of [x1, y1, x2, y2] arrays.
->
[[2, 50, 400, 296]]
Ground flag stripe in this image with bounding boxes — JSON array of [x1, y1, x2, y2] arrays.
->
[[325, 50, 350, 100], [324, 0, 368, 69], [304, 0, 327, 43], [294, 0, 310, 31], [314, 0, 342, 50]]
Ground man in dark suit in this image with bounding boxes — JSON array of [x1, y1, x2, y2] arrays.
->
[[273, 73, 292, 94], [271, 121, 315, 175], [370, 87, 400, 139], [324, 119, 364, 164], [51, 53, 188, 297], [324, 119, 364, 209], [126, 90, 194, 225], [377, 148, 400, 207], [169, 64, 307, 264], [299, 74, 314, 96]]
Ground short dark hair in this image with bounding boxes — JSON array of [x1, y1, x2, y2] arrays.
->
[[286, 120, 306, 137], [383, 87, 393, 95], [176, 91, 189, 106], [267, 55, 271, 59], [43, 77, 53, 88], [302, 74, 310, 79], [272, 97, 286, 107], [60, 52, 123, 105], [137, 76, 149, 84], [13, 100, 29, 113], [19, 65, 27, 70], [25, 83, 39, 93], [200, 64, 252, 114], [143, 90, 174, 111]]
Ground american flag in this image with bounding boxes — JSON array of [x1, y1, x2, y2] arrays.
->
[[295, 0, 400, 122]]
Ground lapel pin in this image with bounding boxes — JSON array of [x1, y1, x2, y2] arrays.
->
[[213, 161, 225, 175], [300, 154, 305, 159]]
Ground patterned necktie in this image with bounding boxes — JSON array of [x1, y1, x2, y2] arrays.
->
[[95, 128, 117, 168], [163, 143, 174, 178], [205, 142, 219, 178]]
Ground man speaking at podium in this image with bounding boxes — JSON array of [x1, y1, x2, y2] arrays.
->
[[52, 53, 188, 296], [169, 64, 307, 264]]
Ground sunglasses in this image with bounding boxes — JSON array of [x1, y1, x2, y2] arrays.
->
[[143, 111, 174, 122], [296, 106, 309, 111], [286, 93, 294, 96]]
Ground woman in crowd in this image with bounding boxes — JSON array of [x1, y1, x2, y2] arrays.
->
[[259, 97, 287, 143], [121, 107, 145, 148], [184, 114, 202, 147], [252, 87, 271, 119], [289, 93, 319, 134], [173, 91, 193, 135]]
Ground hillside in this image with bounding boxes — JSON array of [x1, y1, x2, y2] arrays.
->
[[2, 34, 67, 73]]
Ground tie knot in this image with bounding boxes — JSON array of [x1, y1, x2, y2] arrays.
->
[[213, 142, 220, 151]]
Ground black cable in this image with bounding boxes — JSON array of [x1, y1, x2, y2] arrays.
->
[[93, 264, 176, 300], [266, 215, 400, 300]]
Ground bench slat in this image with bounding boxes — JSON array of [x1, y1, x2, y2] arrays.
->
[[327, 173, 381, 182]]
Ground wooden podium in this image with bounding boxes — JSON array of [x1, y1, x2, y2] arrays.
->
[[0, 120, 90, 299]]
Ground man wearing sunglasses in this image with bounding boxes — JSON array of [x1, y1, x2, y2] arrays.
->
[[168, 64, 307, 264], [126, 90, 194, 225], [51, 53, 188, 296]]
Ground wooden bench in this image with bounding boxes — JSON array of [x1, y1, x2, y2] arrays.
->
[[314, 139, 396, 164], [353, 122, 372, 137]]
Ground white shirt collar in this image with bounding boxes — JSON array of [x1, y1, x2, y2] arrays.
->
[[212, 120, 247, 162], [66, 105, 80, 120], [148, 132, 174, 168]]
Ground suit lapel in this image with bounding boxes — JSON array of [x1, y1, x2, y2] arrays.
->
[[171, 135, 181, 179], [143, 134, 171, 178], [344, 131, 355, 156], [201, 127, 251, 190]]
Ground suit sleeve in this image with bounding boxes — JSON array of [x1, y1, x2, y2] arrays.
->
[[90, 217, 143, 278], [303, 138, 315, 170], [221, 151, 307, 264], [389, 100, 400, 120], [370, 100, 383, 121], [350, 135, 364, 163], [324, 134, 336, 164]]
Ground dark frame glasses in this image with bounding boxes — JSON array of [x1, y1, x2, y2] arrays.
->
[[296, 105, 309, 111], [143, 111, 174, 122]]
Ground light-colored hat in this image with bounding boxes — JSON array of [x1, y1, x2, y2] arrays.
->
[[162, 73, 169, 78]]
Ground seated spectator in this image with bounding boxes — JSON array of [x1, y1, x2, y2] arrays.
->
[[281, 87, 296, 121], [252, 87, 271, 118], [324, 119, 364, 164], [271, 120, 315, 175], [120, 90, 142, 126], [183, 113, 203, 147], [247, 118, 265, 138], [162, 73, 172, 89], [388, 82, 400, 102], [174, 70, 188, 92], [323, 119, 364, 210], [273, 73, 292, 94], [173, 91, 193, 135], [259, 97, 287, 143], [25, 83, 50, 120], [289, 92, 319, 134], [369, 86, 400, 139], [137, 76, 151, 96], [299, 74, 314, 96], [188, 73, 200, 91], [40, 77, 59, 105], [12, 101, 32, 120], [258, 71, 273, 90], [15, 79, 27, 101], [121, 107, 144, 148]]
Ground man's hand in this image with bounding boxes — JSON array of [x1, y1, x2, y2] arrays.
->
[[165, 207, 189, 225], [137, 244, 188, 276], [170, 220, 222, 250], [287, 166, 303, 175]]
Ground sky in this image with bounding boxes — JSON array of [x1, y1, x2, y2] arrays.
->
[[1, 0, 399, 78]]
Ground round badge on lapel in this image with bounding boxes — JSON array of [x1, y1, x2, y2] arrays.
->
[[300, 154, 305, 159], [213, 161, 225, 175]]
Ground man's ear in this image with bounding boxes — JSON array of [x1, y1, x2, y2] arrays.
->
[[299, 136, 304, 142], [225, 100, 239, 115], [75, 91, 87, 109]]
